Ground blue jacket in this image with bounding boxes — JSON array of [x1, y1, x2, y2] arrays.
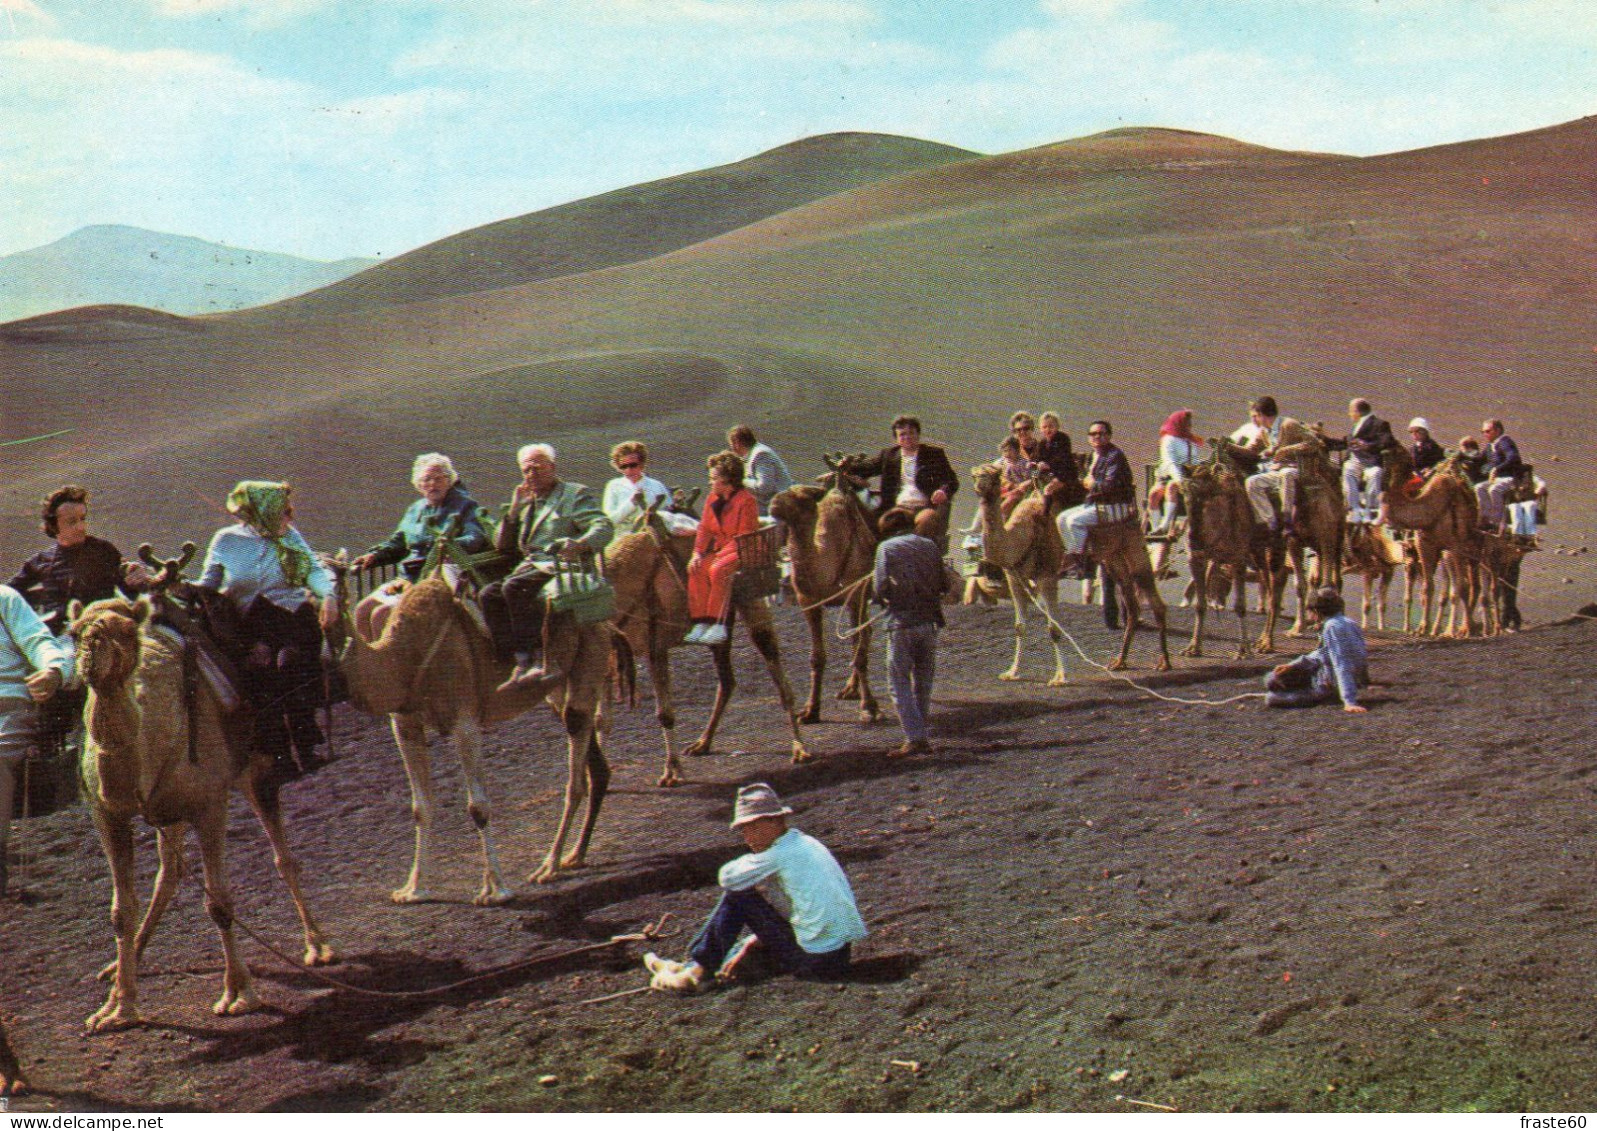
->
[[1085, 444, 1135, 505], [365, 486, 490, 580], [1484, 434, 1523, 481]]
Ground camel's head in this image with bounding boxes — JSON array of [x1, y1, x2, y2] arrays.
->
[[1381, 442, 1414, 483], [69, 596, 149, 692], [818, 451, 871, 494], [769, 485, 823, 530], [970, 463, 1003, 500]]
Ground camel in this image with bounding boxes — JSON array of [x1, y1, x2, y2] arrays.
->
[[1081, 511, 1173, 673], [606, 509, 809, 788], [1283, 455, 1345, 635], [967, 464, 1068, 683], [1178, 454, 1284, 659], [768, 456, 881, 724], [1343, 522, 1405, 631], [335, 567, 613, 900], [1381, 446, 1483, 637], [1477, 531, 1533, 633], [70, 586, 335, 1033]]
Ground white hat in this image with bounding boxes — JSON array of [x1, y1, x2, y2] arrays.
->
[[729, 782, 794, 828], [1407, 417, 1431, 432]]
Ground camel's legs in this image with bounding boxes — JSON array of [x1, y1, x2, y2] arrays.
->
[[242, 774, 341, 959], [842, 588, 879, 723], [1182, 557, 1209, 658], [1285, 545, 1311, 637], [193, 809, 258, 1018], [389, 713, 438, 904], [1035, 576, 1068, 686], [449, 714, 513, 906], [797, 606, 827, 724], [1107, 570, 1138, 671], [745, 602, 813, 763], [1256, 556, 1292, 654], [1140, 573, 1173, 672], [999, 569, 1031, 681], [98, 824, 187, 983], [86, 812, 143, 1032], [1231, 563, 1252, 660], [564, 724, 611, 869], [685, 616, 738, 758], [531, 705, 600, 883], [647, 644, 682, 787]]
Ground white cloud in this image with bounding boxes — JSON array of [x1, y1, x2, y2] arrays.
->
[[0, 0, 55, 27], [148, 0, 327, 28]]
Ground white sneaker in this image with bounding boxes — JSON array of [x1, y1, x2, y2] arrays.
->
[[643, 952, 684, 977], [683, 624, 706, 644], [699, 624, 728, 646]]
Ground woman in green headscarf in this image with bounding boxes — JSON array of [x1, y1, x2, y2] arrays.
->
[[198, 481, 338, 778]]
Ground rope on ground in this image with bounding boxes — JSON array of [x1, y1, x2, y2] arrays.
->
[[1019, 586, 1266, 707], [232, 912, 677, 1001]]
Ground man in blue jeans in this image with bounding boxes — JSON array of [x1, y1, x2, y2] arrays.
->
[[644, 783, 867, 992], [873, 507, 946, 758]]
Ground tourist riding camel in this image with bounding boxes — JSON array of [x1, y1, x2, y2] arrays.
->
[[482, 443, 613, 691], [686, 451, 761, 647], [197, 481, 339, 780], [1151, 409, 1205, 536], [996, 434, 1034, 516], [727, 425, 793, 516], [968, 461, 1069, 684], [1320, 398, 1398, 525], [350, 453, 490, 640], [602, 440, 697, 536], [1475, 418, 1525, 531], [1058, 420, 1135, 576], [855, 415, 959, 547], [1407, 418, 1445, 479], [0, 584, 66, 900], [1243, 396, 1323, 535]]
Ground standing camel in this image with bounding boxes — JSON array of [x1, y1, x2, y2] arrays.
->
[[1283, 458, 1345, 636], [1380, 446, 1483, 637], [1343, 523, 1405, 630], [1179, 454, 1282, 659], [768, 456, 881, 724], [1083, 517, 1173, 672], [71, 589, 335, 1032], [336, 569, 613, 899], [606, 510, 809, 787], [968, 464, 1068, 684]]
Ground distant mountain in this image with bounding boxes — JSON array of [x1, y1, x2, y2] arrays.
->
[[264, 131, 979, 318], [0, 225, 373, 323]]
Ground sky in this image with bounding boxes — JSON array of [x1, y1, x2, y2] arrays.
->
[[1, 0, 1594, 262]]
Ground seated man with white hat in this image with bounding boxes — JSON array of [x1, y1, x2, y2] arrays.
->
[[644, 782, 868, 992]]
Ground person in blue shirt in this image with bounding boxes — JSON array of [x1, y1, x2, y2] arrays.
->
[[644, 783, 868, 992], [873, 507, 946, 758], [1264, 587, 1369, 713], [0, 584, 68, 898]]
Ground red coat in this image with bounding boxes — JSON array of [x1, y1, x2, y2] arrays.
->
[[694, 488, 760, 557]]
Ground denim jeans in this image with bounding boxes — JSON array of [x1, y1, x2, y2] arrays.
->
[[688, 887, 852, 978], [886, 623, 938, 743]]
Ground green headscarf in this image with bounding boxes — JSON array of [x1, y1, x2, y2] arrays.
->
[[227, 480, 312, 589]]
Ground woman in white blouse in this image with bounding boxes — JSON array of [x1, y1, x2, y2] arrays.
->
[[603, 442, 697, 536], [1152, 409, 1207, 535], [198, 481, 337, 778]]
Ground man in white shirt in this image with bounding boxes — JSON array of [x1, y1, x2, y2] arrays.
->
[[644, 783, 867, 991]]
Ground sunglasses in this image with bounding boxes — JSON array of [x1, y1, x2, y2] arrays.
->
[[618, 461, 643, 470], [1012, 424, 1033, 432], [1088, 430, 1108, 438]]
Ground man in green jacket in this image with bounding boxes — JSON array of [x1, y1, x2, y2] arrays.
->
[[480, 443, 612, 689]]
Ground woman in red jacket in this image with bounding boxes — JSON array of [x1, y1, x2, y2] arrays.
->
[[686, 450, 761, 646]]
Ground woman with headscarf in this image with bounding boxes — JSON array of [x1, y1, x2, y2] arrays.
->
[[198, 481, 337, 778], [1152, 409, 1207, 535]]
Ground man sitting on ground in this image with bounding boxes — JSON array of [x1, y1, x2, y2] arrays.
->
[[1264, 587, 1368, 713], [480, 443, 613, 692], [644, 783, 868, 992]]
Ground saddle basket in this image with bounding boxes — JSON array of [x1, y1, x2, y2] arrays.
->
[[544, 554, 616, 626], [731, 522, 784, 604]]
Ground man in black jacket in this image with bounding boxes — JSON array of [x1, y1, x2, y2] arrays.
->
[[857, 416, 959, 546], [1322, 398, 1397, 525], [1057, 420, 1135, 574]]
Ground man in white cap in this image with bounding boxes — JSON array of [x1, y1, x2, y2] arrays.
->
[[644, 782, 867, 992]]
